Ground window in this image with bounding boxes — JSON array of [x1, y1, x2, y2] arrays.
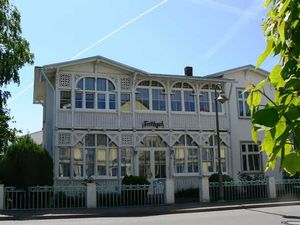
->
[[121, 93, 131, 112], [135, 80, 166, 111], [241, 142, 261, 172], [202, 135, 227, 173], [121, 148, 132, 176], [171, 82, 195, 112], [59, 147, 71, 177], [200, 84, 223, 113], [75, 77, 116, 110], [60, 91, 71, 109], [174, 135, 199, 174], [73, 143, 84, 177], [237, 88, 250, 117]]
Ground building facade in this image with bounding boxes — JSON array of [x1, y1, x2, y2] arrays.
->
[[33, 56, 279, 190]]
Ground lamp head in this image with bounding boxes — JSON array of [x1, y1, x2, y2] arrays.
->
[[216, 91, 228, 104]]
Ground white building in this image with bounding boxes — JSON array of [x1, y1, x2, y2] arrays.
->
[[33, 55, 280, 190]]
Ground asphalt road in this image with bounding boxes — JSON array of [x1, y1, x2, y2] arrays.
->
[[1, 205, 300, 225]]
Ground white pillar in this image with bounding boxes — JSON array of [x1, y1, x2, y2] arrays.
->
[[200, 176, 210, 202], [267, 176, 276, 199], [86, 183, 97, 208], [0, 184, 4, 210], [165, 179, 175, 204]]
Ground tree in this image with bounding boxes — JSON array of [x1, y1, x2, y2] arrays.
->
[[0, 0, 34, 152], [0, 136, 53, 188], [247, 0, 300, 175]]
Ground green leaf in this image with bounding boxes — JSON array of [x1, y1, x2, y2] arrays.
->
[[252, 127, 258, 144], [282, 153, 300, 175], [261, 130, 275, 156], [256, 39, 273, 68], [285, 104, 300, 121], [253, 78, 268, 91], [275, 116, 286, 139], [253, 107, 279, 128], [269, 65, 285, 88], [247, 91, 262, 107], [278, 21, 285, 43]]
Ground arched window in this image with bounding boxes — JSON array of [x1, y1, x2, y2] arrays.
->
[[171, 82, 195, 112], [75, 77, 116, 110], [202, 135, 227, 173], [137, 135, 167, 148], [199, 84, 223, 113], [174, 135, 198, 174], [58, 134, 132, 178], [135, 80, 166, 111]]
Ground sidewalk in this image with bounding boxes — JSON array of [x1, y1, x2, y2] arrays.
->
[[0, 199, 299, 221]]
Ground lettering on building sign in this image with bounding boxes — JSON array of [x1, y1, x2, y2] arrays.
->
[[142, 121, 164, 128]]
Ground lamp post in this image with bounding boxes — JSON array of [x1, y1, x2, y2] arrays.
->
[[214, 84, 228, 201]]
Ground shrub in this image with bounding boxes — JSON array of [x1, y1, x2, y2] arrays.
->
[[209, 173, 233, 183], [122, 175, 150, 185], [0, 136, 53, 188]]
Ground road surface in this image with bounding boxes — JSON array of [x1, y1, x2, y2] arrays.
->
[[1, 205, 300, 225]]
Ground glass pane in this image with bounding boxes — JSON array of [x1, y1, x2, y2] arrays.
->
[[239, 100, 244, 116], [139, 81, 150, 86], [171, 90, 182, 111], [242, 155, 248, 171], [136, 88, 149, 110], [75, 92, 83, 108], [86, 148, 95, 176], [200, 91, 210, 112], [174, 148, 185, 173], [59, 147, 70, 160], [85, 78, 95, 90], [151, 81, 163, 87], [121, 93, 131, 111], [86, 93, 95, 109], [109, 94, 116, 110], [184, 91, 195, 112], [248, 155, 254, 171], [85, 134, 95, 146], [245, 102, 251, 116], [183, 83, 192, 88], [76, 79, 83, 89], [73, 164, 83, 177], [188, 148, 198, 173], [108, 80, 115, 91], [248, 144, 254, 152], [155, 151, 166, 178], [202, 148, 213, 172], [241, 144, 246, 152], [97, 78, 106, 91], [97, 149, 106, 176], [121, 148, 131, 176], [60, 91, 71, 109], [59, 163, 70, 177], [97, 134, 107, 146], [138, 151, 151, 178], [211, 92, 222, 113], [109, 148, 118, 176], [253, 154, 260, 171], [152, 89, 166, 111], [97, 93, 105, 109]]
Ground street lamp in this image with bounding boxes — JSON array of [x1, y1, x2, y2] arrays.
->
[[214, 84, 228, 201]]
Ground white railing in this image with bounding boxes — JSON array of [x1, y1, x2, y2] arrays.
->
[[96, 182, 165, 207], [5, 186, 86, 210], [276, 179, 300, 199]]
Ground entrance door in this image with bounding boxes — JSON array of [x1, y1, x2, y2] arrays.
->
[[138, 150, 167, 180]]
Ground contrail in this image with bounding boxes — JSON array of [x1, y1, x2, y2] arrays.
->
[[7, 82, 33, 104], [7, 0, 169, 105], [71, 0, 169, 60]]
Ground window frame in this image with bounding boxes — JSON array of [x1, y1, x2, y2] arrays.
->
[[73, 76, 117, 112], [199, 84, 225, 115], [236, 87, 251, 119], [173, 135, 199, 176], [240, 142, 262, 173], [135, 80, 167, 112], [170, 82, 196, 113]]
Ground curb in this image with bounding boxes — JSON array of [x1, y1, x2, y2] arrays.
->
[[0, 200, 299, 221]]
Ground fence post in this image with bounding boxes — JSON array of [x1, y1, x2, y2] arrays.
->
[[0, 184, 4, 210], [267, 176, 276, 199], [200, 176, 210, 202], [86, 183, 97, 208], [165, 179, 175, 204]]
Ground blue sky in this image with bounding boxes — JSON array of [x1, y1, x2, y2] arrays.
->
[[6, 0, 276, 133]]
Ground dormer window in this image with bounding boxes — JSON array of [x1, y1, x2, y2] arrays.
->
[[75, 77, 116, 110]]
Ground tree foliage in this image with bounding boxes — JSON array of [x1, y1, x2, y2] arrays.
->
[[0, 0, 34, 152], [0, 136, 53, 188], [247, 0, 300, 175]]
